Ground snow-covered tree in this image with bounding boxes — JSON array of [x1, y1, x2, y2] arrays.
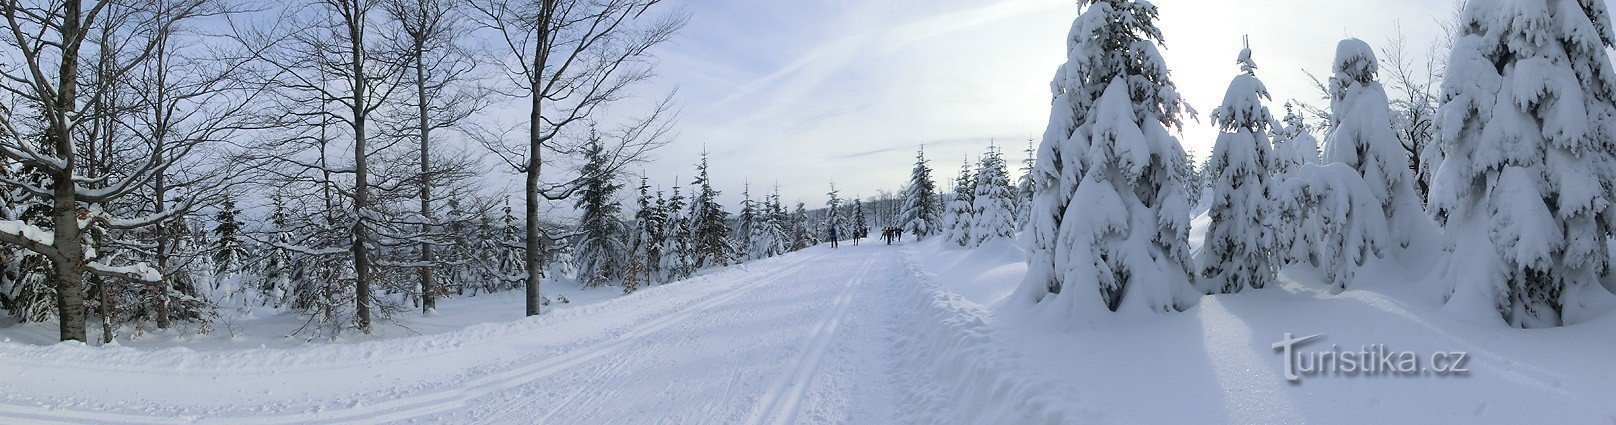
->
[[1272, 103, 1322, 177], [1271, 103, 1324, 265], [1322, 38, 1434, 251], [659, 185, 694, 282], [942, 158, 975, 247], [970, 146, 1017, 246], [1195, 43, 1278, 294], [1273, 163, 1390, 292], [736, 184, 761, 260], [213, 196, 248, 284], [748, 187, 788, 259], [1430, 0, 1616, 327], [1015, 0, 1198, 316], [900, 148, 941, 240], [630, 179, 666, 285], [851, 198, 868, 242], [790, 202, 814, 250], [688, 153, 732, 268], [1016, 140, 1036, 229], [825, 183, 843, 241], [572, 141, 628, 288]]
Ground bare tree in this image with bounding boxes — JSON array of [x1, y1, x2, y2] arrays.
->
[[1379, 25, 1445, 203], [469, 0, 683, 316], [0, 0, 241, 342], [380, 0, 486, 315]]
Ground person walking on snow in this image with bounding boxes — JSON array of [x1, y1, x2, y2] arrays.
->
[[828, 226, 840, 248]]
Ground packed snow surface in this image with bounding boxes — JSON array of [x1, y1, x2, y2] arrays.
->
[[3, 234, 1615, 424]]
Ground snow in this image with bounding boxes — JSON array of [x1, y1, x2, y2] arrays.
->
[[1, 220, 1616, 423]]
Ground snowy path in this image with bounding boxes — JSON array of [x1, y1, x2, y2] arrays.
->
[[0, 243, 921, 424]]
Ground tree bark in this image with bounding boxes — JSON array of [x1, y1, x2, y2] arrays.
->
[[47, 0, 88, 343], [346, 1, 373, 333], [415, 38, 435, 315], [523, 0, 555, 317]]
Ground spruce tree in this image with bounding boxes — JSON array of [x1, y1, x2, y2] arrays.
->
[[825, 183, 843, 243], [851, 198, 867, 242], [1016, 140, 1036, 229], [1271, 103, 1322, 265], [900, 148, 940, 240], [631, 179, 665, 284], [791, 202, 813, 251], [212, 195, 247, 280], [688, 153, 732, 268], [943, 157, 975, 247], [1323, 39, 1434, 251], [660, 185, 693, 282], [736, 184, 761, 260], [761, 187, 791, 256], [1430, 0, 1616, 327], [1196, 43, 1278, 294], [969, 146, 1017, 246], [1014, 0, 1198, 316], [573, 141, 628, 288]]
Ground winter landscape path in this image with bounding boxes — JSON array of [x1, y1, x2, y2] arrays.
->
[[0, 242, 927, 424], [8, 239, 1616, 424]]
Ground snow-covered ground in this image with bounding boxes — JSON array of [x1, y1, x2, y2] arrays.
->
[[3, 233, 1616, 423]]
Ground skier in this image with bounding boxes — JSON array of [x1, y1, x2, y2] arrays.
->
[[828, 226, 840, 248]]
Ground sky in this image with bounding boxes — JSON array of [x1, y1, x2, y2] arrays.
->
[[628, 0, 1471, 209]]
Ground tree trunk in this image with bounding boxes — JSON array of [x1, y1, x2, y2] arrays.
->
[[524, 2, 553, 316], [524, 88, 542, 316], [416, 42, 435, 315], [348, 5, 373, 333], [49, 0, 87, 343], [51, 179, 86, 343], [153, 174, 169, 329]]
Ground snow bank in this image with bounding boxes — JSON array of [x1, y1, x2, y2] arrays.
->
[[893, 243, 1090, 424], [0, 253, 814, 372]]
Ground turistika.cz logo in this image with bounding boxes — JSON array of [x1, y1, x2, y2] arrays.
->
[[1271, 333, 1470, 382]]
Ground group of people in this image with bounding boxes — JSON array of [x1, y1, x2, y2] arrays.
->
[[880, 227, 905, 245], [827, 226, 871, 248]]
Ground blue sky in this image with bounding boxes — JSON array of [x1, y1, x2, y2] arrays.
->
[[628, 0, 1484, 208]]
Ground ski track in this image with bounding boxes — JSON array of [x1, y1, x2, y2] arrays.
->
[[743, 254, 879, 425], [1, 250, 836, 424], [452, 246, 904, 424], [0, 243, 968, 425]]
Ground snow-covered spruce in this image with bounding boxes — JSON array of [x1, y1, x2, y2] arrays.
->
[[735, 184, 761, 261], [969, 146, 1017, 247], [852, 198, 867, 239], [1014, 0, 1195, 310], [630, 179, 667, 288], [790, 202, 815, 250], [572, 141, 629, 288], [1015, 140, 1036, 230], [1196, 43, 1277, 294], [687, 153, 733, 269], [1270, 103, 1323, 265], [942, 157, 975, 247], [758, 187, 791, 256], [1032, 80, 1199, 316], [1430, 0, 1616, 328], [1015, 0, 1197, 317], [900, 148, 941, 240], [1322, 38, 1436, 253], [825, 183, 843, 242], [659, 185, 695, 283], [1273, 162, 1389, 292]]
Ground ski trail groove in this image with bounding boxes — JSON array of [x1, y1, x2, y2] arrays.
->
[[0, 252, 831, 425], [743, 252, 880, 425]]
